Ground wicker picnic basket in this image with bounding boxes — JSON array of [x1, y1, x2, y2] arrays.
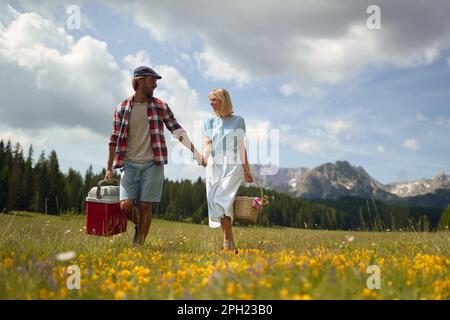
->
[[233, 183, 264, 224]]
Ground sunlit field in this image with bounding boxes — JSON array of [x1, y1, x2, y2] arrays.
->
[[0, 212, 449, 300]]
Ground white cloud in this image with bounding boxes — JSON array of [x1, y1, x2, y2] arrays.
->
[[0, 6, 129, 135], [294, 140, 322, 155], [423, 46, 440, 65], [324, 120, 352, 137], [377, 145, 385, 153], [280, 84, 296, 97], [0, 126, 103, 147], [246, 120, 271, 142], [447, 56, 450, 65], [180, 53, 191, 62], [290, 25, 379, 84], [403, 138, 420, 151], [0, 128, 46, 152], [195, 49, 251, 87], [416, 113, 428, 122], [277, 122, 356, 157], [279, 126, 322, 156], [123, 50, 152, 72], [280, 82, 325, 98], [105, 0, 450, 86], [175, 53, 192, 67], [174, 53, 195, 72], [436, 116, 450, 127]]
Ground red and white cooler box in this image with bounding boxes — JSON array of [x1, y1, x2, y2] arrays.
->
[[85, 179, 127, 236]]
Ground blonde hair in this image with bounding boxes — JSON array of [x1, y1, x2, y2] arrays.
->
[[208, 88, 234, 118]]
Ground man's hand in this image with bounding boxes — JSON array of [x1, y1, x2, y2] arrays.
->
[[105, 169, 113, 183]]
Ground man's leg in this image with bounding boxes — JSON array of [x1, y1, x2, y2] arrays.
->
[[120, 200, 134, 221], [135, 162, 163, 246], [135, 201, 152, 245], [120, 200, 140, 225], [119, 161, 139, 225]]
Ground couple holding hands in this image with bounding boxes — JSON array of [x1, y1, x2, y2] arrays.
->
[[105, 66, 253, 251]]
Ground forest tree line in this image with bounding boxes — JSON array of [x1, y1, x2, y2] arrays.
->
[[0, 140, 448, 231]]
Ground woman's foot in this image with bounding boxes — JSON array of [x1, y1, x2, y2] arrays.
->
[[223, 240, 238, 253], [133, 240, 143, 248]]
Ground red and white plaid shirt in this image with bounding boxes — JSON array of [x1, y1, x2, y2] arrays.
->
[[109, 95, 184, 168]]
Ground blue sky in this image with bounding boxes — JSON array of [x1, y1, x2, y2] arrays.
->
[[1, 0, 449, 184]]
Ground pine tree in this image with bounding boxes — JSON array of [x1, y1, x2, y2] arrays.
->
[[82, 165, 95, 212], [22, 145, 34, 211], [47, 150, 65, 214], [437, 205, 450, 231], [33, 151, 49, 213], [0, 140, 11, 211], [65, 168, 84, 213], [7, 143, 25, 211], [357, 208, 366, 231]]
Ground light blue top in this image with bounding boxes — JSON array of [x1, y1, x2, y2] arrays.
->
[[203, 115, 246, 157]]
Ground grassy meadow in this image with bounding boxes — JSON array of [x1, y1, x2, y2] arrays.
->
[[0, 212, 449, 300]]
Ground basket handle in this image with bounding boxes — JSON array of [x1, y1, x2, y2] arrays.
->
[[245, 181, 264, 200], [96, 179, 119, 200]]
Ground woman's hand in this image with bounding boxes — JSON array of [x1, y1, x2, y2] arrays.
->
[[192, 149, 207, 167], [199, 155, 208, 167], [244, 167, 254, 183]]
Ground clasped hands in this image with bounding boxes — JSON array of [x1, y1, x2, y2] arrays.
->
[[195, 153, 208, 167]]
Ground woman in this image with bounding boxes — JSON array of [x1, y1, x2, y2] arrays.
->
[[202, 88, 253, 252]]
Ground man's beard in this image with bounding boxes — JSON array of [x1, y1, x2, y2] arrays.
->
[[145, 88, 154, 99]]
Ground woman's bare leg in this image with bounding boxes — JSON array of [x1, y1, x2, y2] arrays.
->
[[221, 216, 233, 242]]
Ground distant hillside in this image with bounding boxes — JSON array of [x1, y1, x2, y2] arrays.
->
[[252, 161, 450, 209], [389, 188, 450, 210], [385, 173, 450, 197]]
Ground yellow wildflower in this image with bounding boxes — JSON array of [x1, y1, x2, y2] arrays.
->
[[226, 282, 235, 296], [114, 290, 126, 300], [279, 288, 289, 299], [3, 257, 13, 269]]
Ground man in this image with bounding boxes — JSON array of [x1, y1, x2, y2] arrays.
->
[[105, 66, 205, 247]]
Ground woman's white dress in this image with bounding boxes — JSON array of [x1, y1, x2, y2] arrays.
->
[[203, 115, 246, 228]]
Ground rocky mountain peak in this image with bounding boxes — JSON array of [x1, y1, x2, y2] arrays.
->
[[252, 160, 448, 200], [434, 172, 449, 183]]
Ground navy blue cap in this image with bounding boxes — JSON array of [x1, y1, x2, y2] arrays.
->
[[133, 66, 162, 79]]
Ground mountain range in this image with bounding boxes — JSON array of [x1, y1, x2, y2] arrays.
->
[[251, 161, 450, 208]]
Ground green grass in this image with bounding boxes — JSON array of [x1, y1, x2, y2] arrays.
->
[[0, 212, 449, 300]]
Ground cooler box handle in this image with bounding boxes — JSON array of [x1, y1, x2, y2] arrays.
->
[[96, 179, 119, 200]]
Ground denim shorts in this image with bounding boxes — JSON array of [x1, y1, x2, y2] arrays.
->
[[119, 160, 164, 203]]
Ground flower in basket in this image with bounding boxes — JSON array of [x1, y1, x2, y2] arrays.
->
[[262, 195, 274, 206], [252, 197, 263, 210], [252, 195, 274, 209]]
